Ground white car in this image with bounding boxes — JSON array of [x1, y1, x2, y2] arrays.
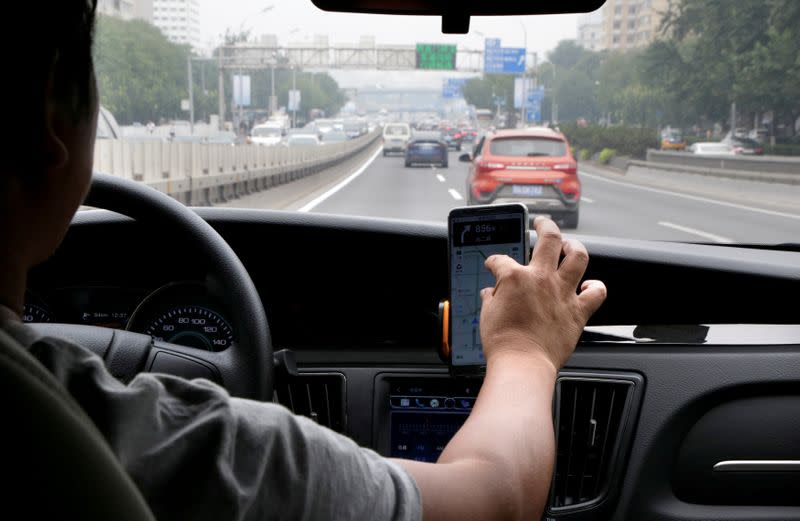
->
[[687, 142, 737, 156], [286, 133, 320, 146], [308, 119, 338, 135], [382, 123, 411, 156], [250, 124, 285, 146], [96, 105, 122, 139]]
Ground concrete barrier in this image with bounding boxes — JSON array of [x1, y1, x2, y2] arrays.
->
[[645, 149, 800, 177], [94, 129, 381, 205], [630, 157, 800, 185]]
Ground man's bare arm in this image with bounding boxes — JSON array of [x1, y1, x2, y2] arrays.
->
[[395, 218, 607, 521]]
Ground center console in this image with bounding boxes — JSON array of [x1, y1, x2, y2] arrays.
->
[[373, 373, 481, 462]]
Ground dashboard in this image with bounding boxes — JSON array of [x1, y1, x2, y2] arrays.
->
[[24, 282, 236, 352], [25, 208, 800, 521]]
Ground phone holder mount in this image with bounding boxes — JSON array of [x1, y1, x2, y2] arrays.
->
[[437, 300, 450, 364]]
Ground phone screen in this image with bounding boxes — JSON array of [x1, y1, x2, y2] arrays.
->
[[449, 206, 528, 369]]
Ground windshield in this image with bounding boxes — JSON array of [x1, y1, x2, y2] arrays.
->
[[491, 138, 567, 157], [384, 125, 409, 136], [93, 0, 799, 245]]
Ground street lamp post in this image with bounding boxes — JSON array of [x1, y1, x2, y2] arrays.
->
[[291, 66, 297, 128], [187, 56, 194, 134], [270, 52, 276, 116], [518, 21, 527, 128], [217, 4, 273, 132], [552, 66, 558, 125], [238, 67, 244, 133], [218, 46, 225, 130]]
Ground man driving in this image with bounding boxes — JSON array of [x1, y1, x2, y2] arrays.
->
[[0, 2, 606, 520]]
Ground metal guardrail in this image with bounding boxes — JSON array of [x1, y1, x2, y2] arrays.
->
[[646, 149, 800, 176], [93, 129, 381, 206]]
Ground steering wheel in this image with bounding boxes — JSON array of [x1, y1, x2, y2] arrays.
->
[[29, 172, 273, 401]]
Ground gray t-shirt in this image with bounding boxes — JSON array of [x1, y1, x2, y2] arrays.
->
[[1, 313, 421, 521]]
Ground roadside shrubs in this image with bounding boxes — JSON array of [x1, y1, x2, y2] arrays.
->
[[598, 148, 616, 164], [561, 123, 658, 159]]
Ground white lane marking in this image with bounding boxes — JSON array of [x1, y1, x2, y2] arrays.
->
[[580, 171, 800, 221], [298, 146, 383, 212], [658, 221, 734, 243], [581, 196, 595, 203], [436, 174, 446, 183], [448, 188, 463, 201]]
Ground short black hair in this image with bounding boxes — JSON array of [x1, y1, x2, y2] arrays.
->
[[7, 1, 97, 149], [51, 0, 99, 121]]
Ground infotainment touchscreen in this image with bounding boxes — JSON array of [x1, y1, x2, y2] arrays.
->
[[389, 379, 481, 462]]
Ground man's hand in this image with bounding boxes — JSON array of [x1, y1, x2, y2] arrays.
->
[[396, 218, 606, 521], [480, 217, 606, 372]]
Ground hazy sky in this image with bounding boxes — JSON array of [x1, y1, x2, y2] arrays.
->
[[199, 0, 595, 87]]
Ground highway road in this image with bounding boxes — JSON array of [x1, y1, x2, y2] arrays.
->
[[230, 145, 800, 244]]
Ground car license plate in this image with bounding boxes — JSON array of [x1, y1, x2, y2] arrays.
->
[[512, 185, 544, 196]]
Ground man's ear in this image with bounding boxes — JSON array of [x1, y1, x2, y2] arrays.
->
[[42, 66, 69, 172]]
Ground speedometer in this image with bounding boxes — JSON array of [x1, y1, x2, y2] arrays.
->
[[127, 281, 238, 352], [145, 306, 234, 351], [22, 303, 54, 323]]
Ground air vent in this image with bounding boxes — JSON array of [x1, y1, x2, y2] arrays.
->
[[274, 372, 346, 433], [550, 376, 636, 510]]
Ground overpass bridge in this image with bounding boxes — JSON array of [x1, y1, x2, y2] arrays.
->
[[205, 42, 534, 129], [217, 43, 535, 73]]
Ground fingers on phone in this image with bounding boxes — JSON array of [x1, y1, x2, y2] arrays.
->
[[558, 239, 590, 284], [531, 217, 562, 270], [578, 280, 607, 317], [484, 254, 518, 280]]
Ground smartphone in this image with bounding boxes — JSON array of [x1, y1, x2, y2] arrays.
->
[[448, 204, 530, 377]]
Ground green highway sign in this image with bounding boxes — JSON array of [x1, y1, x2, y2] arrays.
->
[[415, 43, 457, 70]]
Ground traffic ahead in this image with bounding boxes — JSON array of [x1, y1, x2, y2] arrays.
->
[[222, 140, 800, 245]]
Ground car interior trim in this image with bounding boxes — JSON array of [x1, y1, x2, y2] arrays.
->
[[713, 460, 800, 472]]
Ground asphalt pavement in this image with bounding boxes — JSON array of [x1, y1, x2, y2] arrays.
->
[[227, 144, 800, 244]]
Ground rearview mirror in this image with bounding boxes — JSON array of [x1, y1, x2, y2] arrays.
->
[[310, 0, 605, 33], [459, 153, 471, 162]]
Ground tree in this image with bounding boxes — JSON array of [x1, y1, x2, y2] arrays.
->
[[547, 40, 590, 70], [533, 0, 799, 135], [656, 0, 800, 134], [462, 75, 514, 112], [94, 16, 347, 126], [94, 15, 194, 124]]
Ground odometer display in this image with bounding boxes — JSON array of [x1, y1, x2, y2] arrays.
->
[[145, 306, 234, 351], [22, 303, 54, 323]]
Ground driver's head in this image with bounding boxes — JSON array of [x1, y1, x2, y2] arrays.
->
[[0, 1, 98, 269]]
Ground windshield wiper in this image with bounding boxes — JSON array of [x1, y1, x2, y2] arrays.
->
[[740, 243, 800, 252], [526, 152, 549, 157], [691, 242, 800, 252]]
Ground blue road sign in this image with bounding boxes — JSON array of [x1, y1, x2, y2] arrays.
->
[[527, 86, 545, 104], [442, 78, 467, 98], [527, 107, 541, 123], [485, 46, 526, 74], [442, 85, 459, 98]]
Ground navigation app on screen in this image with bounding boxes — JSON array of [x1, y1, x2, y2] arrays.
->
[[450, 213, 525, 366]]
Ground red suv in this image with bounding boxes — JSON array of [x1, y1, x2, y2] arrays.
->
[[461, 127, 581, 228]]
